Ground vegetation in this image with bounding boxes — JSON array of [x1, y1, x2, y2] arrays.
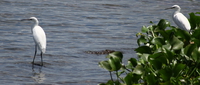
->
[[98, 12, 200, 85]]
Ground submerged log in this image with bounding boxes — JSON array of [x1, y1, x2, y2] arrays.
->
[[85, 49, 115, 55]]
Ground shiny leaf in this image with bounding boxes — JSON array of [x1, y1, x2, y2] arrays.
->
[[157, 19, 170, 30], [137, 35, 147, 46], [108, 57, 121, 71], [135, 46, 152, 54], [141, 26, 149, 33], [128, 58, 137, 67], [191, 47, 200, 62], [151, 37, 165, 47], [124, 73, 133, 85], [173, 63, 185, 77], [184, 44, 197, 57], [169, 36, 184, 50], [133, 65, 144, 75], [175, 29, 191, 41], [146, 73, 157, 85], [106, 51, 123, 62], [149, 52, 167, 69], [99, 61, 112, 71], [159, 68, 172, 81]]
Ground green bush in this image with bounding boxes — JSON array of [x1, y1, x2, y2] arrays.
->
[[98, 12, 200, 85]]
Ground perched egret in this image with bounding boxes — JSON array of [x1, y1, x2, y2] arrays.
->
[[22, 17, 46, 66], [166, 5, 191, 31]]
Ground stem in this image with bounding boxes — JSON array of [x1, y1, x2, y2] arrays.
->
[[146, 61, 157, 76], [116, 71, 119, 81], [109, 71, 113, 82], [125, 68, 132, 72], [188, 63, 199, 79], [150, 28, 155, 38]]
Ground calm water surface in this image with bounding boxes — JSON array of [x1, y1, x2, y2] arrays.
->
[[0, 0, 199, 84]]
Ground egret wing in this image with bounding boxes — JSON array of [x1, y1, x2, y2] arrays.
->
[[32, 26, 46, 53], [173, 13, 191, 31]]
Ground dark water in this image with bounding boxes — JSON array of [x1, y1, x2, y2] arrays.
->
[[0, 0, 199, 84]]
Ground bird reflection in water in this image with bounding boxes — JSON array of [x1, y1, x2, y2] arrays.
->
[[32, 65, 46, 83]]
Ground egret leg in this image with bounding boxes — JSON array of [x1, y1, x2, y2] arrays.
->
[[40, 52, 43, 66], [32, 45, 37, 64]]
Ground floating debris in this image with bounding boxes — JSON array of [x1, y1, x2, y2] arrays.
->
[[85, 49, 116, 55]]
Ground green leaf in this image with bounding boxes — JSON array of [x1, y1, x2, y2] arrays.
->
[[159, 68, 172, 81], [133, 65, 144, 75], [137, 35, 147, 46], [146, 73, 157, 85], [162, 43, 172, 50], [114, 80, 120, 85], [149, 52, 167, 69], [99, 61, 112, 71], [168, 35, 184, 50], [151, 37, 165, 47], [157, 19, 170, 30], [175, 29, 191, 41], [173, 63, 185, 77], [141, 26, 149, 33], [163, 48, 175, 63], [117, 70, 125, 77], [124, 73, 133, 85], [137, 54, 149, 64], [189, 12, 200, 30], [128, 58, 137, 67], [192, 38, 200, 46], [100, 80, 115, 85], [106, 51, 123, 62], [108, 57, 121, 71], [191, 47, 200, 62], [135, 46, 152, 54], [98, 80, 121, 85], [189, 12, 196, 30], [160, 29, 174, 40], [124, 73, 141, 84], [192, 28, 200, 40], [184, 44, 197, 57]]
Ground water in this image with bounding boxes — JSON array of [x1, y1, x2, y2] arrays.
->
[[0, 0, 199, 84]]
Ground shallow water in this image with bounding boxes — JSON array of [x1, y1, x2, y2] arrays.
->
[[0, 0, 199, 84]]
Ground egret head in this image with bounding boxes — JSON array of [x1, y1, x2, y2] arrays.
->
[[21, 17, 38, 21], [21, 17, 39, 26], [29, 17, 39, 25], [166, 5, 181, 10], [29, 17, 38, 21]]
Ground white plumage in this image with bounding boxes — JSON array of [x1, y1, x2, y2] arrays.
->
[[166, 5, 191, 31], [32, 25, 46, 53], [22, 17, 46, 66]]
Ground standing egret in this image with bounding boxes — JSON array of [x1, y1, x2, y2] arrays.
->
[[166, 5, 191, 31], [22, 17, 46, 66]]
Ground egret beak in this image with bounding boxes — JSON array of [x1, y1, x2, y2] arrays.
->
[[165, 7, 175, 10], [165, 7, 172, 10], [21, 19, 31, 21]]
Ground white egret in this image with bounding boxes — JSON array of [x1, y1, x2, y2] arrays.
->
[[166, 5, 191, 31], [22, 17, 46, 66]]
